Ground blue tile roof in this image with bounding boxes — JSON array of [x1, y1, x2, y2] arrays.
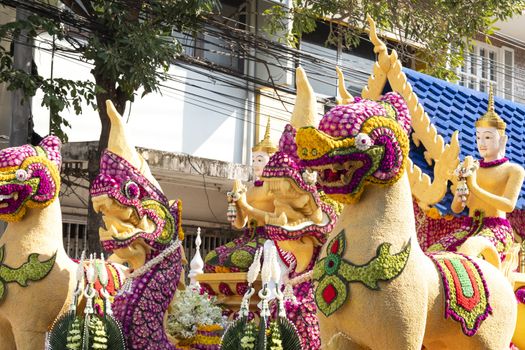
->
[[401, 68, 525, 213]]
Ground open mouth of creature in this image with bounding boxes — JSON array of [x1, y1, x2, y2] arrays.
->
[[0, 184, 32, 214], [93, 195, 158, 251], [273, 236, 321, 275], [302, 151, 378, 195]]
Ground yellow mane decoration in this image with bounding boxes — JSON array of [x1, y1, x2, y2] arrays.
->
[[361, 15, 460, 211], [475, 85, 506, 131], [252, 117, 278, 154]]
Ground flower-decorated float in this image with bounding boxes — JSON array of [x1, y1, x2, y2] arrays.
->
[[289, 15, 522, 350], [89, 101, 187, 349]]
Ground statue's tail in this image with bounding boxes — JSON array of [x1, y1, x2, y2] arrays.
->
[[458, 236, 501, 271]]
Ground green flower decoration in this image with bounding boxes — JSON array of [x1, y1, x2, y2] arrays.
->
[[0, 245, 56, 302], [314, 231, 411, 317]]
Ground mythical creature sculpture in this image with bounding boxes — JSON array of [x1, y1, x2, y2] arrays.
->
[[0, 136, 75, 349], [91, 101, 184, 349], [0, 135, 126, 350], [292, 16, 518, 350]]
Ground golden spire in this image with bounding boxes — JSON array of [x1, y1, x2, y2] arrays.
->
[[336, 66, 354, 105], [475, 85, 506, 131], [291, 66, 317, 128], [252, 117, 277, 154]]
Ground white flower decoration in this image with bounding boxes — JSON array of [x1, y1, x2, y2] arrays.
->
[[355, 133, 372, 151], [302, 169, 318, 185]]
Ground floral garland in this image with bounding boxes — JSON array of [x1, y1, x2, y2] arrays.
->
[[479, 157, 509, 168], [119, 240, 182, 295]]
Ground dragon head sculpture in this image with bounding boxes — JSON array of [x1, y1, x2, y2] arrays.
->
[[91, 101, 182, 266], [259, 124, 340, 273], [252, 68, 341, 274], [296, 88, 411, 204], [0, 136, 61, 222]]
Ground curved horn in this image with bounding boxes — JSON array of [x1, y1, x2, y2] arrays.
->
[[107, 100, 142, 170], [336, 66, 354, 105], [291, 67, 317, 128], [106, 100, 162, 190]]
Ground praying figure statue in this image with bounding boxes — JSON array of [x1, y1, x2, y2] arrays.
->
[[204, 118, 277, 272], [428, 86, 525, 265]]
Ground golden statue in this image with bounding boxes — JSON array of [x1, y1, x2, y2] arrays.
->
[[205, 119, 277, 273], [428, 86, 525, 267]]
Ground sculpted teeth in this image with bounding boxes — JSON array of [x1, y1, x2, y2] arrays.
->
[[0, 194, 13, 200]]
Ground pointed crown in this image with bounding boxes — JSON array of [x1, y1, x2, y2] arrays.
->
[[475, 85, 506, 131], [252, 117, 278, 154]]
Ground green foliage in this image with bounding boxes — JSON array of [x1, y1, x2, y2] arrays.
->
[[0, 0, 218, 140], [276, 317, 301, 350], [0, 15, 96, 141], [48, 313, 126, 350], [264, 0, 525, 80], [220, 316, 247, 350]]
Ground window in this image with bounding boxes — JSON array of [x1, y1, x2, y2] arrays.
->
[[174, 0, 246, 73], [63, 222, 88, 259], [502, 47, 514, 100], [458, 42, 515, 101]]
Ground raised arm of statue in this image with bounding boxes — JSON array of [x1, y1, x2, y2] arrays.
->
[[465, 156, 525, 213]]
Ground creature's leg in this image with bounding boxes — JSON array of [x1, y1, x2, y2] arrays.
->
[[12, 328, 47, 350], [0, 316, 16, 350], [321, 332, 367, 350]]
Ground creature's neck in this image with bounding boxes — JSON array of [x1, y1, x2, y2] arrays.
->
[[334, 174, 420, 261], [113, 244, 183, 349], [1, 200, 67, 260]]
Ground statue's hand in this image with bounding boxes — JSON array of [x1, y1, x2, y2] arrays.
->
[[226, 180, 247, 224], [227, 179, 247, 203], [463, 156, 479, 187]]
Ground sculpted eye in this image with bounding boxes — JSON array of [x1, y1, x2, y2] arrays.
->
[[15, 169, 29, 181], [355, 133, 372, 151], [124, 181, 140, 200]]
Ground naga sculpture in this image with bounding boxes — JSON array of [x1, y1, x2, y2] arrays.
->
[[292, 16, 518, 350], [91, 101, 185, 349], [0, 136, 125, 349]]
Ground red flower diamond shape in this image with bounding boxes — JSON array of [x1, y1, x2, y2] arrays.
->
[[322, 283, 337, 304]]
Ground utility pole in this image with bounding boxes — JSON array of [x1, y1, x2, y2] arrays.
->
[[9, 7, 33, 147]]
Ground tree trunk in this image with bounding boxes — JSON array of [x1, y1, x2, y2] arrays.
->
[[85, 77, 127, 255], [9, 7, 33, 147]]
